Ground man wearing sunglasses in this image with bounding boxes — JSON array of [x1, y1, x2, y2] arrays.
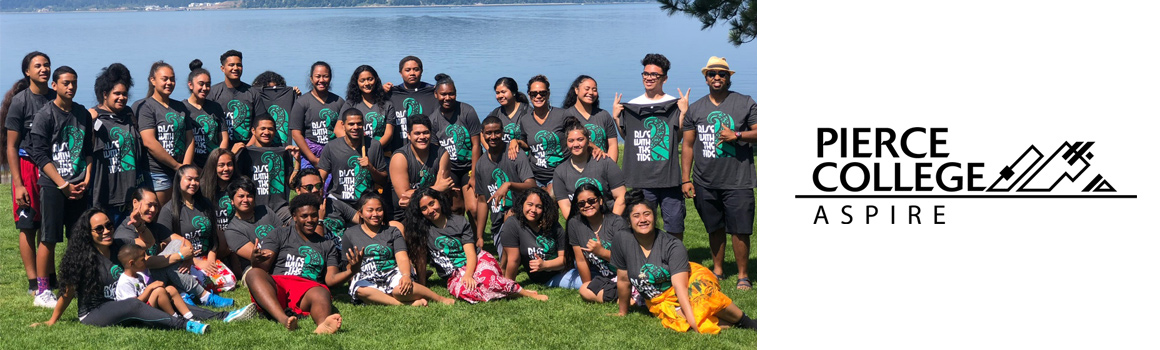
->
[[234, 114, 300, 224], [680, 56, 758, 291], [610, 53, 690, 240]]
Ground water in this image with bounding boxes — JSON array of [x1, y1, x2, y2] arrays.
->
[[1, 3, 755, 114]]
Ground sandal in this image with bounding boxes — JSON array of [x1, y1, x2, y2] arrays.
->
[[736, 277, 752, 290], [714, 272, 726, 281]]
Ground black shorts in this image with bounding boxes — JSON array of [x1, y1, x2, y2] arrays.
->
[[449, 168, 472, 189], [39, 185, 89, 243], [586, 275, 618, 303], [692, 184, 755, 235]]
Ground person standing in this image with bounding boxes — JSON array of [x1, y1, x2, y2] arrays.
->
[[207, 50, 255, 152], [291, 61, 345, 170], [611, 53, 688, 240], [681, 56, 757, 290], [136, 61, 195, 206], [341, 65, 395, 151], [88, 63, 143, 227], [387, 56, 439, 152], [561, 75, 619, 162], [428, 73, 482, 224], [511, 75, 566, 194], [185, 59, 230, 168], [484, 77, 531, 145]]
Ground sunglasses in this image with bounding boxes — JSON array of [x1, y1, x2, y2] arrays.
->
[[299, 183, 321, 191], [705, 70, 731, 78], [528, 90, 549, 98], [577, 197, 600, 207], [641, 72, 665, 79], [91, 223, 115, 233]]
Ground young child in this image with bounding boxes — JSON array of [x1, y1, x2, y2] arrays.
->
[[115, 244, 257, 324]]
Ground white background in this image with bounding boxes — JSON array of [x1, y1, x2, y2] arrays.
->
[[760, 1, 1160, 348]]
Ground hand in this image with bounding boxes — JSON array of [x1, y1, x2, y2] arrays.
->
[[506, 141, 521, 160], [487, 184, 509, 208], [75, 180, 90, 193], [252, 242, 274, 264], [399, 190, 414, 208], [676, 88, 691, 116], [178, 242, 194, 260], [292, 86, 302, 95], [346, 247, 363, 271], [382, 81, 394, 92], [177, 260, 191, 274], [529, 258, 544, 272], [583, 239, 603, 255], [433, 173, 453, 191], [717, 124, 738, 144], [590, 145, 608, 161], [612, 92, 624, 120], [358, 156, 371, 168], [462, 275, 477, 292], [14, 185, 30, 206], [194, 258, 218, 276], [681, 182, 696, 199], [397, 275, 413, 295], [230, 142, 245, 154], [148, 280, 166, 290], [286, 145, 301, 160], [30, 320, 56, 327]]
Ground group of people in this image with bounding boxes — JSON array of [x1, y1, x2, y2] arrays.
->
[[3, 49, 758, 335]]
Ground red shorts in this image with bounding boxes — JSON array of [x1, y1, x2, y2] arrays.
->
[[11, 156, 41, 228], [251, 275, 329, 316]]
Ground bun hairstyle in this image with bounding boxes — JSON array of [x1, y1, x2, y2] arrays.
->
[[622, 189, 658, 224], [562, 115, 588, 137], [188, 59, 210, 83], [94, 63, 134, 105], [433, 73, 455, 90], [494, 77, 529, 105]]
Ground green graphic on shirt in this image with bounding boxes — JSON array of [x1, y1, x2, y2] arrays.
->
[[417, 168, 434, 188], [228, 100, 252, 141], [319, 108, 338, 140], [165, 112, 186, 154], [109, 126, 136, 172], [192, 216, 212, 250], [63, 125, 85, 175], [585, 123, 608, 151], [434, 235, 466, 269], [640, 263, 672, 292], [706, 111, 736, 158], [598, 240, 615, 272], [490, 168, 512, 209], [262, 151, 286, 194], [196, 114, 220, 153], [346, 155, 371, 196], [217, 195, 234, 220], [324, 218, 345, 239], [365, 111, 384, 138], [575, 177, 604, 192], [445, 124, 472, 162], [534, 234, 558, 260], [503, 122, 521, 141], [268, 105, 290, 145], [110, 264, 124, 278], [534, 130, 565, 167], [364, 244, 396, 271], [298, 246, 323, 281], [403, 98, 422, 117], [255, 224, 274, 240], [643, 116, 671, 161]]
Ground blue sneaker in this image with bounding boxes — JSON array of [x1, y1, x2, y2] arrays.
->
[[203, 293, 234, 308], [224, 303, 257, 323], [181, 293, 194, 306], [185, 320, 209, 335]]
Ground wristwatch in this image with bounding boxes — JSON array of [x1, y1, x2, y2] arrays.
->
[[734, 131, 742, 140]]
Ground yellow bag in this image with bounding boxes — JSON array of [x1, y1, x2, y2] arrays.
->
[[646, 262, 733, 334]]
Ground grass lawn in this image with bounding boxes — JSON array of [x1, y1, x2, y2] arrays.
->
[[0, 174, 757, 348]]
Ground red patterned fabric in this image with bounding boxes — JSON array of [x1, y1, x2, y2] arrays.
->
[[446, 251, 522, 303]]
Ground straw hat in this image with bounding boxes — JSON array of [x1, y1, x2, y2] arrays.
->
[[700, 56, 736, 75]]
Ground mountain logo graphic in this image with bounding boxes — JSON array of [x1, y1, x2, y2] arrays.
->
[[987, 141, 1118, 193]]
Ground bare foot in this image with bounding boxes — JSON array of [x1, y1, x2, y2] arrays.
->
[[410, 299, 428, 307], [313, 314, 342, 334], [284, 316, 299, 331], [438, 297, 456, 305]]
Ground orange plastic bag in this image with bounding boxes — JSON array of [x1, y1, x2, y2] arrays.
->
[[646, 262, 733, 334]]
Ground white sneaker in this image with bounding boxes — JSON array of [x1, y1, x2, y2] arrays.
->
[[34, 290, 58, 308]]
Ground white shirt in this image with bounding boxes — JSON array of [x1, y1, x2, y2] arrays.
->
[[627, 93, 677, 105], [114, 272, 149, 301]]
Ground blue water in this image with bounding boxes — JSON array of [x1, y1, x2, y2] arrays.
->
[[1, 4, 755, 112]]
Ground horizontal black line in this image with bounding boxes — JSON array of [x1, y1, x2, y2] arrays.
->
[[794, 195, 1137, 199]]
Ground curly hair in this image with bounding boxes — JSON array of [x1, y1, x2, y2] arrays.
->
[[94, 63, 133, 106], [252, 70, 286, 88], [60, 208, 109, 297], [514, 187, 559, 233], [562, 75, 600, 111], [403, 187, 449, 265], [345, 65, 389, 107]]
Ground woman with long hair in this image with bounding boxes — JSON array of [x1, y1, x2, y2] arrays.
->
[[567, 183, 629, 303], [290, 61, 345, 169], [499, 187, 581, 289], [562, 75, 619, 162], [185, 59, 230, 168], [137, 60, 195, 206], [403, 187, 546, 303], [610, 190, 757, 334], [199, 148, 236, 271], [159, 164, 236, 293], [484, 77, 530, 145], [2, 51, 53, 303], [30, 208, 211, 333], [552, 116, 626, 218], [89, 63, 143, 225], [346, 194, 454, 306], [340, 65, 395, 148]]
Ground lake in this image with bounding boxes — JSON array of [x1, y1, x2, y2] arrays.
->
[[1, 3, 755, 115]]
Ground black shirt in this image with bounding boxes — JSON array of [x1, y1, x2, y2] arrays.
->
[[29, 101, 92, 187], [234, 146, 295, 212], [92, 107, 144, 207], [2, 87, 54, 156], [387, 83, 438, 151], [254, 86, 297, 146]]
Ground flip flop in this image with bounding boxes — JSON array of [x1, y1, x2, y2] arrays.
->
[[736, 277, 752, 290]]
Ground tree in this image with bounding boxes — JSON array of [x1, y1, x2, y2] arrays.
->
[[657, 0, 756, 46]]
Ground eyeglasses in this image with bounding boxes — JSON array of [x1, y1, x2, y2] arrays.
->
[[577, 197, 600, 208], [705, 70, 731, 78], [300, 184, 321, 192], [641, 72, 665, 79], [528, 90, 549, 98], [91, 223, 114, 233]]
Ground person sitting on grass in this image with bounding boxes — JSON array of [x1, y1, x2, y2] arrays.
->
[[159, 164, 236, 293], [222, 176, 284, 279], [611, 190, 757, 334], [567, 183, 631, 303], [245, 193, 354, 334], [31, 208, 210, 334], [404, 187, 547, 303], [346, 194, 455, 307], [114, 243, 257, 323], [500, 187, 581, 289]]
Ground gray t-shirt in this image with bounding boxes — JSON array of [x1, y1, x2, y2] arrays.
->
[[340, 98, 397, 142], [611, 228, 690, 299], [561, 106, 619, 152], [621, 99, 682, 188], [184, 99, 227, 166], [498, 216, 567, 284], [518, 107, 568, 181], [157, 199, 215, 256], [387, 83, 438, 151], [29, 101, 91, 187], [683, 92, 758, 189], [318, 138, 387, 204], [567, 214, 626, 279], [485, 103, 531, 144], [290, 91, 345, 145], [344, 224, 408, 280], [3, 88, 54, 155], [425, 214, 475, 278], [224, 205, 281, 254], [261, 225, 340, 283], [113, 217, 170, 256], [136, 97, 193, 175], [552, 157, 624, 202], [398, 144, 443, 190], [474, 151, 534, 227], [430, 102, 482, 173], [207, 81, 256, 143]]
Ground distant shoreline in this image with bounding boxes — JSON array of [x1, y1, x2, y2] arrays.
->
[[0, 1, 650, 14]]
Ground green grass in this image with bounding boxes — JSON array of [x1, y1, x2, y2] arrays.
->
[[1, 179, 756, 348]]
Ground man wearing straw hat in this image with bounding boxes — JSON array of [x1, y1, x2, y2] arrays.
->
[[680, 56, 758, 290]]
